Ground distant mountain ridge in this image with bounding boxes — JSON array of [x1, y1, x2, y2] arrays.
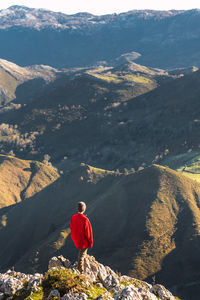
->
[[0, 58, 59, 106], [0, 6, 200, 68], [0, 6, 184, 30]]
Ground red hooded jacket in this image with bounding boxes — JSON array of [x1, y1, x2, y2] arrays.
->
[[70, 213, 93, 249]]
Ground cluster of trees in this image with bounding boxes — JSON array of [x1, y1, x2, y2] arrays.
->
[[0, 123, 39, 155]]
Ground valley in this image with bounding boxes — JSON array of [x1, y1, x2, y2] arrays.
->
[[0, 5, 200, 300]]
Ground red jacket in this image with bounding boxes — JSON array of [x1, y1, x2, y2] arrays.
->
[[70, 213, 93, 249]]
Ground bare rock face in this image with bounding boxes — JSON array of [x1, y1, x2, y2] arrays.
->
[[94, 293, 114, 299], [61, 293, 87, 300], [0, 272, 26, 295], [28, 273, 43, 292], [151, 284, 175, 300], [54, 255, 176, 300], [0, 270, 43, 298], [48, 255, 70, 269], [114, 285, 143, 300], [0, 292, 4, 300], [47, 289, 61, 300], [0, 255, 177, 300]]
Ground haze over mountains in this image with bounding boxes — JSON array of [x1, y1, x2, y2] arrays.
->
[[0, 6, 200, 68], [1, 4, 200, 300]]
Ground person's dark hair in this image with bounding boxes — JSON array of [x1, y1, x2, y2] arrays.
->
[[77, 201, 86, 213]]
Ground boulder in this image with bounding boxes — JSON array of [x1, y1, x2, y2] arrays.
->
[[0, 292, 4, 300], [0, 274, 24, 295], [138, 287, 158, 300], [151, 284, 175, 300], [114, 285, 143, 300], [102, 274, 121, 293], [28, 273, 43, 292], [48, 256, 70, 269], [61, 293, 87, 300], [94, 292, 114, 299], [47, 289, 61, 300]]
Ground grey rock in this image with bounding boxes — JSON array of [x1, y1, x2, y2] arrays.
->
[[0, 292, 4, 300], [151, 284, 175, 300], [0, 274, 24, 295], [114, 284, 143, 300], [48, 256, 70, 269], [103, 274, 121, 293], [28, 273, 43, 291], [47, 289, 61, 300], [61, 293, 87, 300], [94, 292, 114, 299]]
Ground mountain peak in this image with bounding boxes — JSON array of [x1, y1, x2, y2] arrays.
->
[[8, 5, 30, 10]]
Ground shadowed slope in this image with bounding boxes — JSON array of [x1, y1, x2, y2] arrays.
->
[[0, 163, 200, 294]]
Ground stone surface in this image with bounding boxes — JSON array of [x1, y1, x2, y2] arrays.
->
[[48, 256, 70, 269], [28, 273, 43, 292], [114, 285, 143, 300], [151, 284, 175, 300], [94, 292, 114, 299], [47, 289, 61, 300], [0, 274, 24, 295], [61, 293, 87, 300], [0, 255, 176, 300], [103, 274, 121, 293]]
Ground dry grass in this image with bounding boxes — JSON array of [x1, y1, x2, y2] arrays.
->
[[0, 154, 59, 208]]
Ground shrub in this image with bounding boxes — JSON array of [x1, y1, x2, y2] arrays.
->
[[42, 268, 90, 297], [42, 268, 106, 299]]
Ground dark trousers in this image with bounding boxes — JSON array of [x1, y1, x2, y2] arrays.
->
[[77, 248, 88, 273]]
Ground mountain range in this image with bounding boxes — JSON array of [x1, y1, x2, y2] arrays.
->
[[1, 58, 189, 168], [0, 6, 200, 68], [0, 159, 199, 299], [1, 6, 200, 299], [1, 59, 200, 172]]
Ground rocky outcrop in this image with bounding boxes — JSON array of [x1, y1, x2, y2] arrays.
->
[[0, 255, 176, 300], [48, 256, 70, 269], [0, 270, 43, 296], [48, 255, 176, 300]]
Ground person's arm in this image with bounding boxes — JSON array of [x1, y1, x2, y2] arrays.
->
[[84, 218, 93, 248]]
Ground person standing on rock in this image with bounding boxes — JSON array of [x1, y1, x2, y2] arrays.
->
[[70, 201, 93, 273]]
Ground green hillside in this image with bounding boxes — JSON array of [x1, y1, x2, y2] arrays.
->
[[163, 151, 200, 183], [0, 64, 193, 169], [0, 154, 59, 208], [86, 61, 177, 99], [0, 163, 200, 296]]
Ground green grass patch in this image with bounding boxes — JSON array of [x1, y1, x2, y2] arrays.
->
[[163, 152, 200, 182], [42, 267, 107, 299], [14, 287, 43, 300], [91, 73, 122, 83], [124, 75, 153, 85]]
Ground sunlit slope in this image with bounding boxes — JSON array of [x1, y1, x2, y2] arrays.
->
[[0, 164, 200, 290], [86, 61, 179, 99], [0, 154, 59, 208], [163, 151, 200, 183], [0, 58, 58, 106]]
